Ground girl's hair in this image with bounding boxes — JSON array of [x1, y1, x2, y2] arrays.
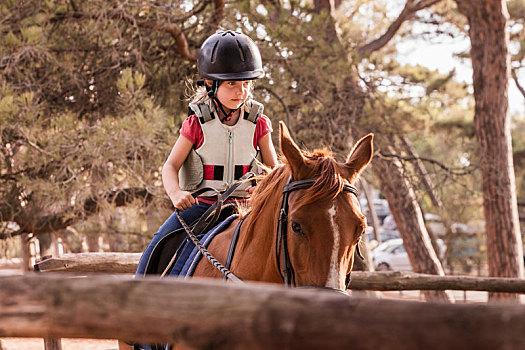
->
[[189, 85, 210, 104], [187, 80, 256, 104]]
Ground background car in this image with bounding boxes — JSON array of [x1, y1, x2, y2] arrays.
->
[[381, 213, 447, 236], [364, 227, 400, 248], [371, 238, 446, 271], [370, 238, 412, 271], [360, 198, 391, 224], [381, 214, 397, 232], [425, 213, 446, 236]]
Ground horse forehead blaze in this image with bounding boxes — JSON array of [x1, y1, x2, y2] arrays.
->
[[287, 191, 364, 288], [292, 187, 365, 239]]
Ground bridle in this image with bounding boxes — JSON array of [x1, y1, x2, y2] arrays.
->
[[177, 174, 362, 291], [275, 177, 360, 288]]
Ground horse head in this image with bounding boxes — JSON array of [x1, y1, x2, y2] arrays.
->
[[279, 122, 373, 290]]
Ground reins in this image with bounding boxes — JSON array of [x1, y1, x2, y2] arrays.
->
[[171, 173, 361, 290], [175, 209, 244, 283], [160, 172, 255, 282]]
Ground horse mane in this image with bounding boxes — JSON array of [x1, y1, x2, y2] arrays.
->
[[242, 148, 348, 235], [299, 149, 348, 206]]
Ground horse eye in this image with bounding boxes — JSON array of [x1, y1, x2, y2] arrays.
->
[[291, 222, 305, 235]]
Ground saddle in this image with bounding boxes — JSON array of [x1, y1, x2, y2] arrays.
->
[[142, 172, 255, 277], [143, 203, 239, 276]]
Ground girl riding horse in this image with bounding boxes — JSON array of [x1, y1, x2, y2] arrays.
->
[[135, 30, 278, 277]]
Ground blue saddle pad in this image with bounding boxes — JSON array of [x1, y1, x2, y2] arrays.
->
[[169, 214, 238, 277]]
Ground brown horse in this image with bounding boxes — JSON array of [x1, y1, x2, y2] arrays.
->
[[191, 122, 373, 290], [119, 122, 373, 349]]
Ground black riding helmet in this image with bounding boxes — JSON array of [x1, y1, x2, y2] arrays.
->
[[198, 30, 264, 81], [197, 31, 263, 122]]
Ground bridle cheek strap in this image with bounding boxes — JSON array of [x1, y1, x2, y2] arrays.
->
[[276, 188, 294, 287]]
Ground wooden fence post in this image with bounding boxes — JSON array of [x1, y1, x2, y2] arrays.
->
[[44, 338, 62, 350]]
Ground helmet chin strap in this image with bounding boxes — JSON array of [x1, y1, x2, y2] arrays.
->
[[206, 80, 243, 123]]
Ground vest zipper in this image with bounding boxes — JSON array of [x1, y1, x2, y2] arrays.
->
[[227, 129, 233, 185]]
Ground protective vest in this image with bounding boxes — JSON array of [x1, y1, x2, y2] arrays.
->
[[178, 99, 264, 198]]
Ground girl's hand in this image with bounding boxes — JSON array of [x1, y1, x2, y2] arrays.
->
[[169, 190, 197, 211], [245, 186, 256, 195]]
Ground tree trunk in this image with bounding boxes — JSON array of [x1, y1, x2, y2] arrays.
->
[[373, 143, 453, 302], [20, 234, 31, 272], [313, 0, 452, 303], [313, 0, 339, 44], [86, 234, 101, 252], [456, 0, 524, 302], [360, 178, 382, 243], [400, 136, 442, 208]]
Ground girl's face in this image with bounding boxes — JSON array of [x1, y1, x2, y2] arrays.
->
[[209, 80, 252, 110]]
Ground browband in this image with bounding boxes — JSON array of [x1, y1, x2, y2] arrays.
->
[[282, 179, 359, 197]]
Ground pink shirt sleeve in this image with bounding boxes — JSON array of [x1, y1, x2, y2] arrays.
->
[[180, 115, 204, 148], [254, 115, 273, 149]]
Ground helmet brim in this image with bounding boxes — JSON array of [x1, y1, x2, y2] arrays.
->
[[201, 70, 264, 81]]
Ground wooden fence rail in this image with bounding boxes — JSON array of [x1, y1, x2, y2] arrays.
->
[[2, 274, 525, 350], [350, 271, 525, 293], [34, 252, 141, 273], [34, 253, 525, 293]]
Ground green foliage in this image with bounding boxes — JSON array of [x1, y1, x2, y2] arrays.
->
[[3, 31, 19, 46], [0, 0, 523, 258], [21, 26, 43, 43], [235, 2, 363, 156], [0, 0, 180, 250]]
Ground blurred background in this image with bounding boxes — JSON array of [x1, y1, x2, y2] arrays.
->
[[1, 0, 524, 279]]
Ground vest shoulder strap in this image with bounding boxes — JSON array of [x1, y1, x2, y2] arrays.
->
[[243, 99, 264, 124], [188, 101, 215, 124], [189, 99, 263, 125]]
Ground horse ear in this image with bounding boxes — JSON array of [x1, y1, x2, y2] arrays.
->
[[280, 121, 306, 177], [340, 133, 374, 182]]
